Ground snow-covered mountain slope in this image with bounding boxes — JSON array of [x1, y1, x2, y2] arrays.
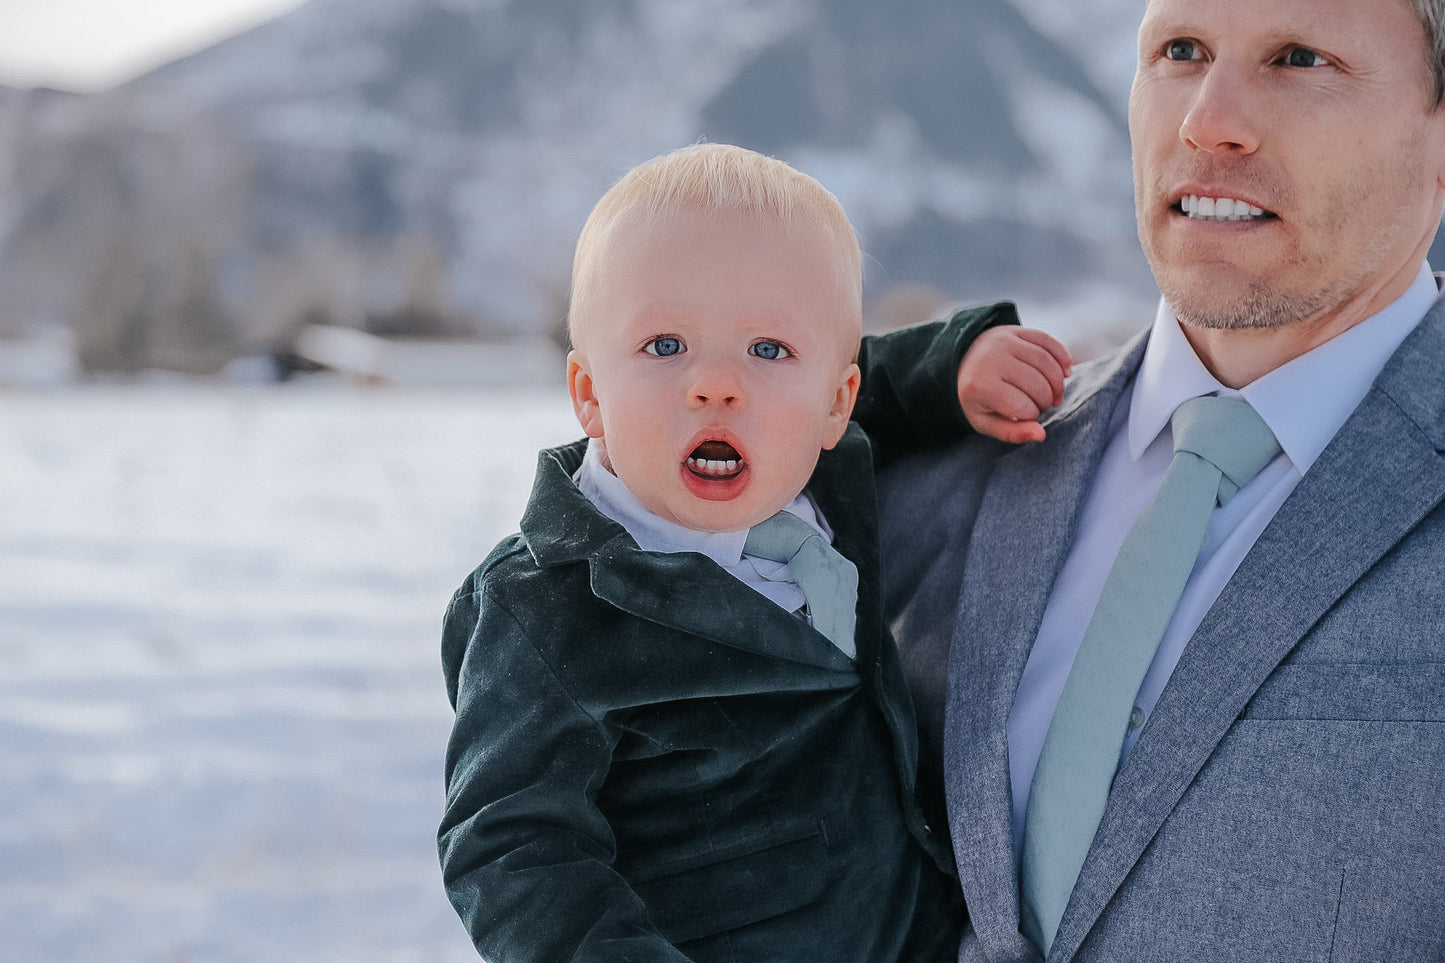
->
[[0, 0, 1156, 371]]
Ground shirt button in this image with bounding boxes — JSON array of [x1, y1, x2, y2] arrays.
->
[[1127, 705, 1146, 731]]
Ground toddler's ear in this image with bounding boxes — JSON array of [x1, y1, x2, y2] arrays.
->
[[567, 351, 605, 439], [821, 362, 862, 450]]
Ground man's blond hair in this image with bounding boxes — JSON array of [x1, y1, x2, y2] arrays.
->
[[568, 143, 863, 345]]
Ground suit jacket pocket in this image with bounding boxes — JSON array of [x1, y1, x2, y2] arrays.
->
[[1243, 661, 1445, 721], [627, 821, 830, 945]]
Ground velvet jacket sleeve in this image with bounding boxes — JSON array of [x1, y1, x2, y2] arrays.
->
[[852, 300, 1020, 467], [437, 569, 693, 963]]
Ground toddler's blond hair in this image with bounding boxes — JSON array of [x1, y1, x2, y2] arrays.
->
[[568, 143, 863, 346]]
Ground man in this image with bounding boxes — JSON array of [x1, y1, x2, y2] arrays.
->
[[878, 0, 1445, 959]]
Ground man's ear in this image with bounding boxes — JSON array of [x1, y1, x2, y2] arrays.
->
[[821, 362, 861, 450], [567, 350, 605, 439]]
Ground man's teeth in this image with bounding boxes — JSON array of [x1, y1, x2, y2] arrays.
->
[[1181, 195, 1267, 221], [689, 457, 741, 475]]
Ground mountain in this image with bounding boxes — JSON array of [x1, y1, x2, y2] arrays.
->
[[0, 0, 1154, 373]]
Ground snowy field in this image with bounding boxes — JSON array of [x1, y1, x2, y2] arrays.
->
[[0, 384, 583, 962]]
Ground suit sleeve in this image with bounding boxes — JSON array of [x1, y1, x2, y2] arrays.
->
[[853, 300, 1020, 467], [438, 583, 693, 963]]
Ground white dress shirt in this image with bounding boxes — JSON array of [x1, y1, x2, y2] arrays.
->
[[573, 439, 836, 628], [1006, 263, 1440, 858]]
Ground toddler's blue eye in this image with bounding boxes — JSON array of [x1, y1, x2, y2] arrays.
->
[[644, 337, 684, 357], [749, 341, 791, 360]]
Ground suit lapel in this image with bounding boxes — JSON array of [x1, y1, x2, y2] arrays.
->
[[1051, 305, 1445, 961], [590, 540, 856, 673], [947, 336, 1146, 959], [814, 426, 941, 851]]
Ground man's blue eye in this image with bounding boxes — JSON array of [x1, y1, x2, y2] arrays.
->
[[1165, 39, 1199, 61], [645, 337, 684, 357], [1283, 47, 1326, 68], [749, 341, 791, 360]]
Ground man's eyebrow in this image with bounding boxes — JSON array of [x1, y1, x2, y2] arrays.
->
[[1140, 13, 1341, 45]]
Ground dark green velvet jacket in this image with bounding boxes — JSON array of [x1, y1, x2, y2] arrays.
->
[[439, 303, 1019, 963]]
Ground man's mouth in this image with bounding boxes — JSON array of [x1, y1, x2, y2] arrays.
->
[[686, 440, 745, 478], [1175, 195, 1276, 222]]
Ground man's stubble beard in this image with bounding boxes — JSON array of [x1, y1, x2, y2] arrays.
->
[[1155, 220, 1398, 332], [1161, 272, 1342, 331]]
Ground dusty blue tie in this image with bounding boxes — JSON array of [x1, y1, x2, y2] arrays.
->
[[1019, 395, 1280, 953], [744, 510, 858, 657]]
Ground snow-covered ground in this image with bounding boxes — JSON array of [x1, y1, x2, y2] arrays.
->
[[0, 383, 582, 962]]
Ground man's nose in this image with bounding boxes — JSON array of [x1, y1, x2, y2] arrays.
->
[[1178, 65, 1261, 155]]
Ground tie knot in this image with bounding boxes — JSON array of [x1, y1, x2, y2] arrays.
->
[[1170, 396, 1281, 504], [743, 510, 822, 563], [743, 509, 859, 656]]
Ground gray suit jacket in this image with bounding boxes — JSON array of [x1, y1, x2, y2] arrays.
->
[[877, 296, 1445, 962]]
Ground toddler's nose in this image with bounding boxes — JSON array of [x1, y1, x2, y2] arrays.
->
[[689, 366, 744, 408]]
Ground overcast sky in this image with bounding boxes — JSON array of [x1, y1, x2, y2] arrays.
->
[[0, 0, 308, 92]]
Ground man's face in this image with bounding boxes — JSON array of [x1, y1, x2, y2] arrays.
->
[[1130, 0, 1445, 333], [567, 209, 860, 533]]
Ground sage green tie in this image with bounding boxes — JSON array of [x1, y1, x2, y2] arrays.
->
[[744, 510, 858, 657], [1019, 395, 1281, 953]]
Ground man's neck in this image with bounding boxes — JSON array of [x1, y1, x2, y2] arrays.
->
[[1182, 321, 1353, 389], [1179, 261, 1429, 389]]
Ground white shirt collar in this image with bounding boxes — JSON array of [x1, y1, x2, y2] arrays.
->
[[1129, 262, 1438, 474], [572, 438, 827, 565]]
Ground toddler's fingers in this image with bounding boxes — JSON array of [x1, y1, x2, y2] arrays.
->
[[1015, 328, 1073, 377], [997, 359, 1059, 417], [970, 411, 1047, 445], [979, 378, 1048, 422], [1007, 339, 1069, 405]]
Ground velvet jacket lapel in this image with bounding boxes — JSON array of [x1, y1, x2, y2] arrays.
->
[[945, 334, 1147, 961], [807, 425, 943, 846], [808, 423, 887, 669], [1048, 302, 1445, 960]]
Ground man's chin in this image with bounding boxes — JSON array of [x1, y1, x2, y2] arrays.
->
[[1171, 302, 1294, 331], [1158, 273, 1321, 332]]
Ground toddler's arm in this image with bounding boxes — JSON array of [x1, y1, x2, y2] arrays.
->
[[852, 301, 1071, 462], [853, 301, 1017, 465]]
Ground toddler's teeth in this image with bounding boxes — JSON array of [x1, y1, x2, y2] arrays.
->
[[687, 453, 745, 476]]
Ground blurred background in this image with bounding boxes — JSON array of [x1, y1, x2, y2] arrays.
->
[[0, 0, 1166, 385], [1, 0, 1420, 959]]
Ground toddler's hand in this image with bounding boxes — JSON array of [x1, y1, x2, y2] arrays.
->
[[958, 327, 1073, 444]]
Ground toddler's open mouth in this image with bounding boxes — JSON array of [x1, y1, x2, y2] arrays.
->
[[686, 440, 745, 478]]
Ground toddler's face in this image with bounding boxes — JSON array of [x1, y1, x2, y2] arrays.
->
[[568, 209, 860, 533]]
